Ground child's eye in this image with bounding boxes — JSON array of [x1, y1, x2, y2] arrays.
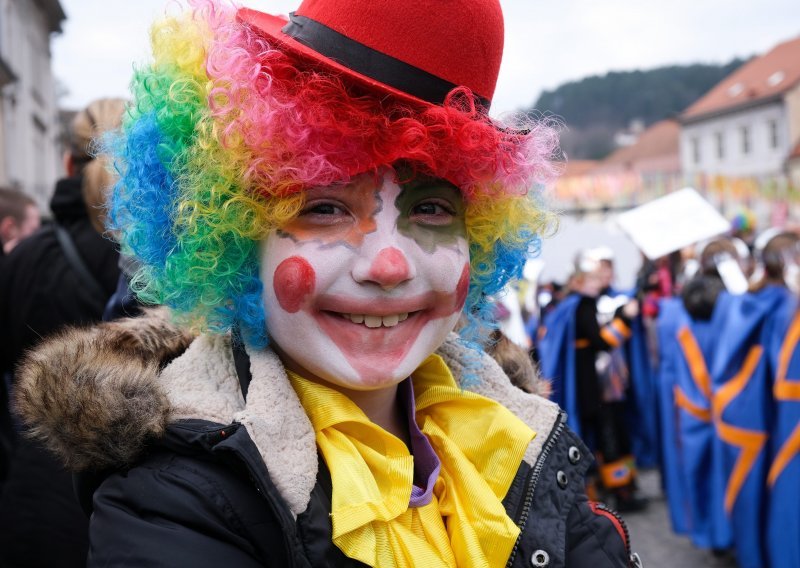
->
[[301, 201, 349, 216], [414, 203, 445, 215], [305, 203, 343, 215], [409, 201, 456, 225], [298, 201, 350, 225]]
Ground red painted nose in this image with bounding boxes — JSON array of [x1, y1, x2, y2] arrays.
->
[[366, 247, 412, 289]]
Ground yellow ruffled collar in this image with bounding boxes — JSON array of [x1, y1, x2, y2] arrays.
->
[[288, 353, 535, 567]]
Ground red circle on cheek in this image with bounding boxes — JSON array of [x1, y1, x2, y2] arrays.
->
[[273, 256, 316, 313], [455, 263, 470, 310]]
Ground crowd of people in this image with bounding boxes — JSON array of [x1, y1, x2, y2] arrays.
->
[[0, 0, 649, 567], [512, 230, 800, 568], [1, 1, 798, 568]]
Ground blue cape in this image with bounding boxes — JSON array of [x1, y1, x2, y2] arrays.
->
[[539, 294, 581, 435], [710, 286, 793, 568], [764, 297, 800, 567], [625, 313, 659, 468], [656, 298, 692, 539], [657, 296, 731, 548]]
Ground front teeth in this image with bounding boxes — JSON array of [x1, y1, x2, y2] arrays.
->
[[382, 314, 399, 327], [344, 313, 410, 327]]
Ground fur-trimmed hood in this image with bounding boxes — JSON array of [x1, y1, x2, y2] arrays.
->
[[15, 309, 560, 516], [14, 308, 195, 471]]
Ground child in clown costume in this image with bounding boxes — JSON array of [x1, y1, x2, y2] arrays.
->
[[14, 1, 639, 566]]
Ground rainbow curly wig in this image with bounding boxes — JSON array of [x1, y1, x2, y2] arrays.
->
[[108, 0, 559, 348]]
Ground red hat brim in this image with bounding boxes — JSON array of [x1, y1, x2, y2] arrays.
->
[[237, 8, 431, 109]]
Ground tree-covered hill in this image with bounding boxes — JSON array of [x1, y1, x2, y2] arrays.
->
[[531, 59, 746, 159]]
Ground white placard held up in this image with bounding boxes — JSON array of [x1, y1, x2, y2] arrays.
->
[[615, 188, 730, 260], [716, 255, 749, 295]]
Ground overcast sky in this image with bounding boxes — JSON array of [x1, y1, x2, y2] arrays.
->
[[52, 0, 800, 117]]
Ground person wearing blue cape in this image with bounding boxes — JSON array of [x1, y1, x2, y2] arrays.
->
[[655, 237, 743, 549], [655, 295, 693, 537], [710, 229, 798, 568], [539, 250, 645, 510], [764, 295, 800, 568]]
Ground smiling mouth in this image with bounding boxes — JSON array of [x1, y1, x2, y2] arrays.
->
[[328, 311, 416, 328]]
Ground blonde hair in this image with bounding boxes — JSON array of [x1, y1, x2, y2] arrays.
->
[[72, 98, 127, 233]]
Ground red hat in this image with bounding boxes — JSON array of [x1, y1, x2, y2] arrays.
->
[[237, 0, 505, 110]]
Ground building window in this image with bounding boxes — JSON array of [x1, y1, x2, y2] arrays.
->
[[768, 119, 779, 149], [715, 132, 725, 160], [28, 31, 46, 106], [31, 115, 48, 200], [691, 137, 701, 164], [741, 126, 750, 155]]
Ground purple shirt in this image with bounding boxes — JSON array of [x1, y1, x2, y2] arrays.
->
[[397, 378, 441, 508]]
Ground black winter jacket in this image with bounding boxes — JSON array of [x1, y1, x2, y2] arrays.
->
[[15, 313, 640, 568], [0, 176, 120, 568], [0, 176, 120, 375]]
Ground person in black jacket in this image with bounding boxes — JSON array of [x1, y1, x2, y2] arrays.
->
[[569, 251, 646, 512], [0, 98, 124, 568], [0, 189, 40, 482], [13, 2, 639, 567], [0, 98, 124, 375]]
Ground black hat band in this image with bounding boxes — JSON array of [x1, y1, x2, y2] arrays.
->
[[282, 13, 491, 110]]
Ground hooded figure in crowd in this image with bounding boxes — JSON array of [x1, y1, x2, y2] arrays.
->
[[763, 284, 800, 568], [708, 229, 798, 568], [14, 1, 639, 567], [659, 230, 799, 567], [657, 237, 747, 549]]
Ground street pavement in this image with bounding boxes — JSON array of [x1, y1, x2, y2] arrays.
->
[[622, 470, 739, 568]]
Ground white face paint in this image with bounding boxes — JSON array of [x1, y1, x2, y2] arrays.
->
[[260, 169, 470, 391]]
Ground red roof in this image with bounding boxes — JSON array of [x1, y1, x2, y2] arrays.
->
[[683, 35, 800, 120], [602, 119, 680, 165], [559, 160, 600, 177]]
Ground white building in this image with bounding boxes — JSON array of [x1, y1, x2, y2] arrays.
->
[[680, 36, 800, 180], [0, 0, 65, 210]]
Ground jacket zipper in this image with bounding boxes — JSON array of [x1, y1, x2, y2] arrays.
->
[[505, 412, 567, 568], [590, 501, 641, 567], [591, 502, 630, 553]]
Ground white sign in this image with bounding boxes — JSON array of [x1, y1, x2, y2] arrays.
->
[[615, 188, 730, 260], [716, 255, 749, 294]]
